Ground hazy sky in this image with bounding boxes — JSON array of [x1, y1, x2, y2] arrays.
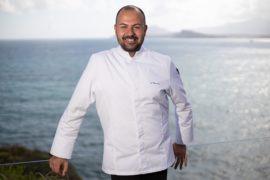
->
[[0, 0, 269, 39]]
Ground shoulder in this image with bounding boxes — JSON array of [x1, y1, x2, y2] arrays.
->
[[144, 48, 171, 63], [90, 49, 112, 60], [88, 47, 117, 65]]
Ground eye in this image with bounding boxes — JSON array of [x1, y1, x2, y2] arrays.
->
[[133, 26, 141, 30], [119, 25, 127, 29]]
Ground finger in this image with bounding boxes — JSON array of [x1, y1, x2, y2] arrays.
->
[[184, 153, 188, 167], [49, 157, 55, 170], [54, 165, 60, 175], [49, 158, 52, 169], [49, 158, 56, 172], [52, 160, 61, 175], [179, 157, 184, 170], [174, 158, 180, 169], [62, 161, 68, 176]]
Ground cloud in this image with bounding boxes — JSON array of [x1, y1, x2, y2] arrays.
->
[[1, 0, 269, 39], [145, 0, 270, 31], [0, 0, 17, 13], [0, 0, 88, 13], [251, 0, 270, 20], [2, 0, 267, 22]]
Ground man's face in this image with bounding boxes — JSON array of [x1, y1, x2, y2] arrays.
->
[[114, 10, 147, 56]]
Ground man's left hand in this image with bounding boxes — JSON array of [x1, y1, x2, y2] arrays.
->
[[172, 143, 188, 170]]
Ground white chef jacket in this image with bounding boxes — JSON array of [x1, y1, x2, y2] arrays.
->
[[50, 46, 193, 175]]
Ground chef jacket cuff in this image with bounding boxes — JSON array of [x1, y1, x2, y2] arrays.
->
[[50, 136, 75, 159]]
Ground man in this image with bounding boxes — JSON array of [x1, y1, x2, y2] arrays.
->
[[49, 5, 193, 180]]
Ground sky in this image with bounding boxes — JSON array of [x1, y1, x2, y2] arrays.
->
[[0, 0, 269, 39]]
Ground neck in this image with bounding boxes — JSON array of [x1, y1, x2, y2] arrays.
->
[[128, 51, 136, 57]]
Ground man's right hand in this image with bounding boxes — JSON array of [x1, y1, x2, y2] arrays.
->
[[49, 155, 69, 176]]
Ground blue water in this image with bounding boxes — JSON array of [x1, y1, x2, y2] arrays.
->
[[0, 38, 270, 180]]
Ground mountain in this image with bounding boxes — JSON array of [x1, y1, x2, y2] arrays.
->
[[147, 18, 270, 38], [195, 18, 270, 37], [147, 26, 212, 38], [173, 30, 215, 38]]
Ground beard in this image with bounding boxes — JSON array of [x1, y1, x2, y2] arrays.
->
[[118, 34, 144, 53]]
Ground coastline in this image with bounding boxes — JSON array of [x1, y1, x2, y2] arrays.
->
[[0, 145, 82, 180]]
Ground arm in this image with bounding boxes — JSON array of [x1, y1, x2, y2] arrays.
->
[[50, 57, 97, 175], [167, 61, 193, 169]]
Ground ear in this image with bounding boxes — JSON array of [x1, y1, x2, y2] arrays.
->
[[144, 25, 148, 34], [113, 24, 116, 34]]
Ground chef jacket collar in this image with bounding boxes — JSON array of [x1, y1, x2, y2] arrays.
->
[[117, 45, 145, 61]]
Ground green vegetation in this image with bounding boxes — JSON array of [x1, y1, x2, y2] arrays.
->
[[0, 145, 82, 180]]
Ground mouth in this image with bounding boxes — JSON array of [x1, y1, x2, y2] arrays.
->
[[122, 36, 138, 43]]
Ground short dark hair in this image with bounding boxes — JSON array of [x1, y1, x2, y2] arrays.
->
[[115, 5, 146, 24]]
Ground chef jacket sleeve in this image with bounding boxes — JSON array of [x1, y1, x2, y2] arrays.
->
[[50, 56, 97, 159], [168, 61, 193, 145]]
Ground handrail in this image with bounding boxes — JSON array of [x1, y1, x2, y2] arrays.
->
[[0, 160, 48, 166], [1, 135, 270, 166]]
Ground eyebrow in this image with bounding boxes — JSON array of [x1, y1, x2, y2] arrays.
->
[[118, 23, 143, 26]]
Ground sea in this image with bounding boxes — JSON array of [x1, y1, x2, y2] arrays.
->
[[0, 37, 270, 180]]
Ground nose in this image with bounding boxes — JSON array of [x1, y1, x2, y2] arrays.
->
[[126, 27, 135, 36]]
